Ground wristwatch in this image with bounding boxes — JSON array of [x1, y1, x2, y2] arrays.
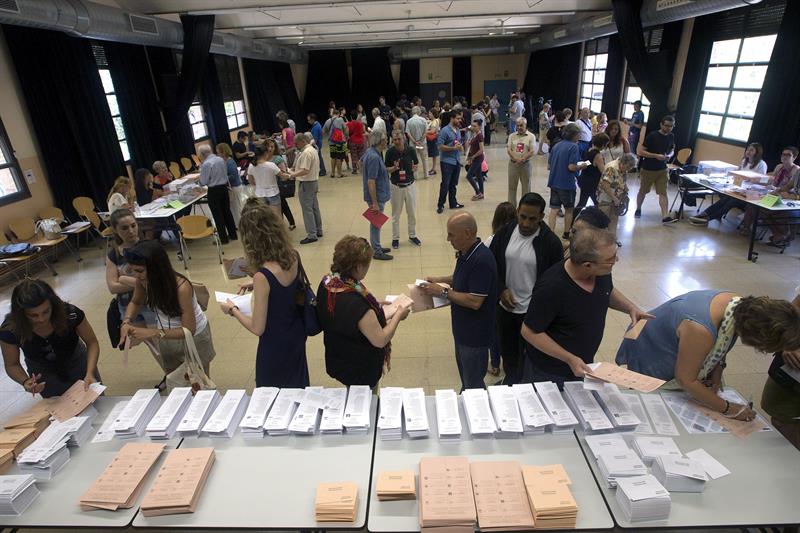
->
[[158, 328, 166, 339], [441, 287, 449, 299]]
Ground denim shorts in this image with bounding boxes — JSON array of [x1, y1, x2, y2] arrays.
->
[[264, 194, 281, 206], [549, 187, 576, 208]]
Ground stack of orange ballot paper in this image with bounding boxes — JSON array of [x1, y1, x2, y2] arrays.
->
[[315, 482, 359, 522], [140, 447, 215, 516], [376, 470, 416, 501], [522, 464, 578, 529], [470, 461, 535, 532], [79, 443, 164, 511], [418, 456, 476, 530]]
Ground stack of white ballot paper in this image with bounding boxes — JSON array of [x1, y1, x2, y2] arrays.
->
[[201, 389, 248, 438], [512, 383, 553, 434], [461, 388, 497, 437], [631, 436, 682, 466], [563, 381, 613, 433], [377, 387, 404, 441], [264, 388, 302, 436], [16, 421, 73, 480], [177, 390, 222, 437], [146, 387, 193, 440], [289, 387, 327, 435], [615, 475, 671, 522], [434, 389, 462, 441], [112, 388, 161, 439], [593, 383, 641, 431], [62, 416, 94, 447], [402, 388, 430, 439], [597, 450, 648, 488], [0, 475, 39, 515], [239, 387, 279, 439], [534, 382, 578, 433], [342, 385, 372, 433], [652, 455, 707, 492], [487, 385, 523, 437], [584, 433, 630, 459], [319, 388, 348, 434]]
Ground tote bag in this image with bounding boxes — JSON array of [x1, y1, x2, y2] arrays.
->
[[165, 327, 216, 393]]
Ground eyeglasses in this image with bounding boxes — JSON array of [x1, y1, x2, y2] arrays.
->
[[591, 253, 619, 266]]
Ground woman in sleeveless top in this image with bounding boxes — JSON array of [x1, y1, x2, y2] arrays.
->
[[601, 120, 630, 164], [220, 198, 309, 388], [575, 133, 609, 213], [616, 290, 800, 422]]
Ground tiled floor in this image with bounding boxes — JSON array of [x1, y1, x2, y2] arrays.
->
[[1, 134, 798, 423]]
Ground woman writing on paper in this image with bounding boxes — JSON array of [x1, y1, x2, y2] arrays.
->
[[219, 198, 310, 388], [1, 279, 101, 397], [615, 291, 800, 421]]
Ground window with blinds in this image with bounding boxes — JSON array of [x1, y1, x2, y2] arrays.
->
[[92, 43, 130, 161]]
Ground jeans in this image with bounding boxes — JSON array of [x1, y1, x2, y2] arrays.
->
[[206, 185, 238, 242], [702, 196, 747, 221], [298, 180, 322, 239], [317, 147, 327, 175], [465, 160, 484, 195], [455, 343, 489, 391], [368, 202, 386, 253], [390, 183, 417, 240], [437, 161, 461, 209], [497, 306, 526, 385]]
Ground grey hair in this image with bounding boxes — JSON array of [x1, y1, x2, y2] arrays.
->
[[197, 145, 212, 157], [569, 227, 617, 264], [516, 117, 527, 126], [618, 153, 638, 170], [372, 107, 380, 116], [412, 106, 421, 116], [152, 160, 167, 172], [369, 129, 387, 147], [563, 123, 582, 141], [294, 133, 308, 145]]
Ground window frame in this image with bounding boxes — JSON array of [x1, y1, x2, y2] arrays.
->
[[188, 101, 209, 142], [97, 67, 131, 163], [580, 38, 608, 114], [620, 29, 659, 123], [224, 99, 248, 131], [0, 117, 31, 207]]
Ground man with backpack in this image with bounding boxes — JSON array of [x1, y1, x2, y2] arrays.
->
[[323, 109, 349, 179]]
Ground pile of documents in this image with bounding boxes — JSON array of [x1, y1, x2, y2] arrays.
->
[[146, 387, 193, 440], [140, 447, 215, 516], [112, 389, 161, 439], [80, 442, 164, 511], [377, 387, 403, 441], [631, 436, 682, 466], [264, 388, 302, 436], [62, 416, 94, 447], [200, 389, 248, 438], [0, 475, 39, 516], [534, 382, 578, 433], [563, 381, 613, 433], [592, 383, 641, 431], [461, 388, 497, 437], [585, 362, 666, 393], [314, 482, 359, 522], [615, 475, 671, 522], [0, 450, 13, 474], [16, 421, 73, 480], [597, 450, 647, 488], [472, 461, 535, 531], [375, 470, 416, 501], [584, 434, 630, 459], [434, 389, 462, 441], [652, 455, 707, 492], [239, 387, 279, 439], [48, 380, 106, 422], [487, 386, 523, 438], [319, 388, 348, 434], [342, 385, 372, 433], [522, 463, 578, 529], [289, 387, 328, 435], [402, 388, 429, 439], [0, 427, 38, 458], [512, 383, 553, 434], [2, 400, 54, 436], [91, 401, 128, 444], [177, 390, 222, 437], [418, 456, 476, 528]]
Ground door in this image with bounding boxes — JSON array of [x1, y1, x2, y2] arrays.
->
[[483, 79, 518, 124], [420, 83, 451, 109]]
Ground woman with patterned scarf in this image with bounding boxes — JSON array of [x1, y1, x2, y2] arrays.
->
[[316, 235, 410, 388], [615, 291, 800, 422]]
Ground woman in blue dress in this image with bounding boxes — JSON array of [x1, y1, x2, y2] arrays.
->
[[219, 198, 310, 388]]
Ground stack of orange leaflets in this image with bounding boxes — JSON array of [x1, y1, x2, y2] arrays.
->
[[522, 464, 578, 529], [585, 362, 665, 393], [3, 399, 55, 435], [48, 380, 104, 422], [470, 461, 535, 531], [314, 482, 359, 522], [0, 449, 14, 473], [376, 470, 416, 501], [0, 427, 38, 458], [79, 443, 164, 511], [140, 448, 215, 516], [418, 456, 476, 529]]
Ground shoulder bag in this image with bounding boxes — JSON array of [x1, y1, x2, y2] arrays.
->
[[165, 327, 216, 393], [294, 252, 322, 337]]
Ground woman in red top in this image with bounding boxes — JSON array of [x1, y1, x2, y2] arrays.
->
[[347, 110, 367, 173]]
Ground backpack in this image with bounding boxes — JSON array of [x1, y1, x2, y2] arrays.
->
[[330, 126, 345, 143]]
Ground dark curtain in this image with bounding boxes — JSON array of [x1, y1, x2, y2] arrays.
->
[[304, 50, 349, 121], [3, 25, 125, 215], [674, 18, 714, 156], [351, 48, 397, 113], [601, 35, 625, 119], [523, 43, 582, 111], [452, 56, 471, 103], [748, 0, 800, 168], [146, 46, 195, 160], [398, 59, 420, 102], [201, 54, 231, 147], [273, 62, 303, 128], [242, 58, 284, 133]]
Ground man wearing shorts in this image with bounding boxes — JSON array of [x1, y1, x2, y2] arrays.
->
[[547, 124, 589, 239], [635, 115, 678, 224]]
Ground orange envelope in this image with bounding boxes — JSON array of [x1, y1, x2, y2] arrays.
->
[[586, 362, 665, 393]]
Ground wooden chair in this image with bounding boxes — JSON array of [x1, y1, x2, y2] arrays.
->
[[38, 206, 66, 223], [8, 216, 80, 262], [169, 162, 182, 179], [191, 154, 201, 167], [72, 196, 95, 217], [40, 205, 92, 251], [180, 157, 194, 173], [176, 215, 223, 269], [0, 231, 57, 279], [72, 197, 114, 251]]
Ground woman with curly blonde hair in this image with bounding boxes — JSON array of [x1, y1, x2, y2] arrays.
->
[[219, 197, 309, 387]]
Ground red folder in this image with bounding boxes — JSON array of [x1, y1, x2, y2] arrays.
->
[[363, 208, 389, 228]]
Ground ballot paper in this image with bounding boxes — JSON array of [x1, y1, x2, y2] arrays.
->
[[434, 389, 462, 441], [661, 389, 771, 438], [652, 455, 707, 492], [382, 294, 414, 319], [112, 388, 161, 439], [461, 389, 497, 437], [584, 433, 630, 459], [140, 447, 215, 516], [534, 381, 579, 433], [593, 383, 641, 431], [563, 381, 614, 433], [213, 291, 252, 316], [522, 463, 578, 529], [18, 446, 70, 480], [619, 393, 655, 435], [512, 383, 553, 433], [407, 280, 451, 313], [177, 390, 222, 437], [0, 475, 39, 516], [470, 461, 535, 531], [79, 442, 164, 511], [685, 448, 731, 479], [597, 450, 648, 488], [60, 415, 94, 447], [487, 385, 523, 437], [16, 420, 72, 466], [402, 388, 430, 439], [631, 436, 682, 466], [319, 388, 348, 434], [640, 394, 680, 436], [0, 450, 13, 475], [586, 363, 666, 393], [289, 387, 325, 435], [2, 400, 54, 434], [0, 427, 38, 458], [521, 464, 572, 488], [239, 387, 279, 438], [376, 470, 416, 501], [146, 388, 193, 440], [91, 401, 128, 443], [377, 387, 404, 441], [315, 482, 359, 523], [342, 385, 372, 433], [418, 456, 476, 528], [615, 475, 671, 522], [200, 389, 248, 438], [264, 388, 302, 435], [48, 381, 106, 422]]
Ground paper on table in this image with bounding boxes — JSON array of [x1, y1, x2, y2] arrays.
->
[[140, 447, 215, 516], [689, 400, 768, 439], [91, 401, 128, 443], [362, 208, 389, 228], [382, 294, 414, 319], [214, 291, 252, 316], [619, 392, 655, 434], [640, 394, 680, 436], [624, 319, 648, 340], [79, 442, 164, 511], [48, 380, 106, 422], [419, 456, 476, 527], [470, 461, 535, 531], [685, 448, 731, 479], [434, 389, 462, 439], [521, 464, 572, 486], [375, 470, 416, 501], [586, 362, 665, 393]]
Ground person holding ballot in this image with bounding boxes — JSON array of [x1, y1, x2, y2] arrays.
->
[[616, 291, 800, 422]]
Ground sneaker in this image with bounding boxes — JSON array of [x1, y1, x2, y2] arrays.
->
[[300, 237, 318, 244], [452, 203, 465, 209], [634, 209, 642, 218], [409, 237, 422, 246], [471, 193, 484, 201], [557, 209, 564, 218], [689, 216, 709, 226], [317, 232, 323, 238], [392, 239, 399, 249], [319, 171, 327, 177], [381, 247, 391, 253], [436, 207, 444, 214], [373, 252, 393, 261], [662, 215, 679, 224]]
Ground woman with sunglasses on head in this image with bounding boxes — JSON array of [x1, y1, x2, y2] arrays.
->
[[1, 279, 101, 397]]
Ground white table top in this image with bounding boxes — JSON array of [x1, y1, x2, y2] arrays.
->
[[698, 160, 738, 170], [682, 174, 800, 212], [132, 398, 378, 529], [367, 396, 613, 532], [134, 190, 208, 220], [576, 395, 800, 529]]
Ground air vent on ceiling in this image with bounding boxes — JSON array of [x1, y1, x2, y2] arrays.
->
[[277, 47, 287, 58], [129, 14, 158, 35], [211, 33, 225, 46], [553, 29, 567, 39], [0, 0, 20, 14], [252, 41, 264, 53]]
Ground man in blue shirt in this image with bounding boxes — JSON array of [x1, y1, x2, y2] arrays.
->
[[547, 124, 589, 239], [626, 100, 645, 154], [198, 144, 238, 244], [436, 111, 465, 214], [307, 113, 327, 176], [362, 130, 393, 260], [420, 212, 498, 390]]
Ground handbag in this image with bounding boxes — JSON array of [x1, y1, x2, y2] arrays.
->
[[616, 192, 630, 216], [164, 327, 216, 393], [279, 177, 296, 198], [36, 218, 61, 240], [426, 130, 437, 141], [107, 298, 122, 349], [294, 252, 322, 337]]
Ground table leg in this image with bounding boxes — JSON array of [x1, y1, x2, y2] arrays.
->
[[677, 179, 686, 220], [748, 207, 760, 262]]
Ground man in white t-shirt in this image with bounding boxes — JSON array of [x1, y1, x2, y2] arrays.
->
[[506, 118, 536, 204], [405, 106, 429, 178], [575, 107, 593, 156], [371, 107, 387, 136]]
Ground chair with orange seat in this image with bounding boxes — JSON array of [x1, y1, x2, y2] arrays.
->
[[0, 230, 57, 279], [40, 205, 92, 251], [175, 215, 222, 269], [181, 157, 194, 173], [191, 154, 201, 167], [8, 216, 80, 262], [72, 196, 114, 251], [169, 162, 182, 180]]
